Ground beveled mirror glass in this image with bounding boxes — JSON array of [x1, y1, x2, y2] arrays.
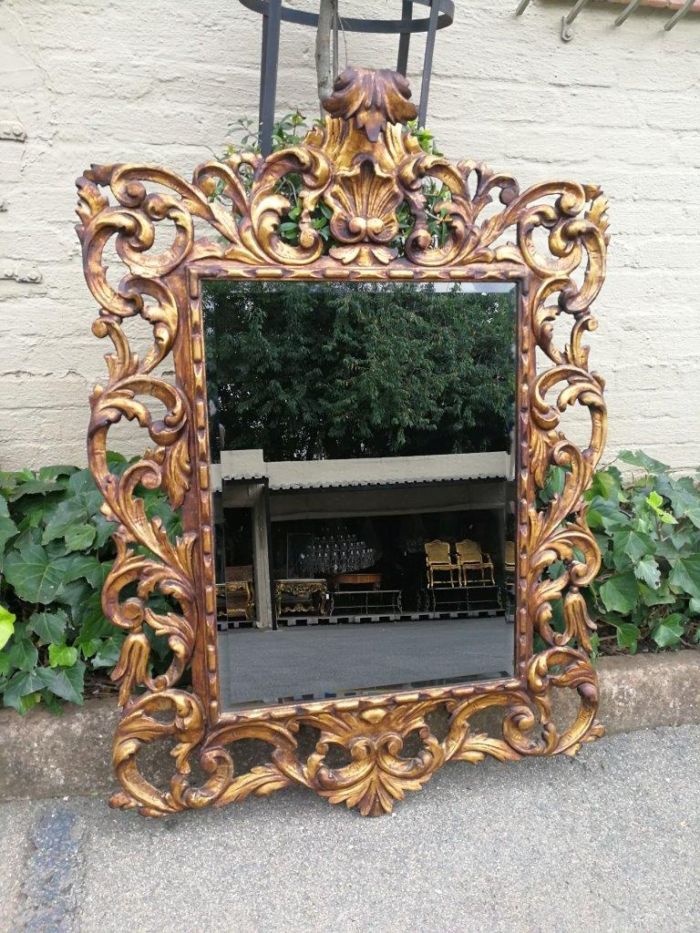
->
[[203, 281, 517, 709], [78, 67, 608, 817]]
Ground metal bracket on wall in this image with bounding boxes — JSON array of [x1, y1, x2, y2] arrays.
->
[[516, 0, 699, 39], [560, 0, 593, 41]]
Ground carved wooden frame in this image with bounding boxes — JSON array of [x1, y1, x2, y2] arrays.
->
[[76, 67, 608, 817]]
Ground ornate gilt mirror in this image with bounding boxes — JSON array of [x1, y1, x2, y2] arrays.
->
[[77, 68, 608, 817]]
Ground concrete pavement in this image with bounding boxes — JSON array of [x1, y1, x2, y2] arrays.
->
[[1, 724, 698, 932]]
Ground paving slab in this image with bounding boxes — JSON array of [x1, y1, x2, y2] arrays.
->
[[2, 725, 699, 933]]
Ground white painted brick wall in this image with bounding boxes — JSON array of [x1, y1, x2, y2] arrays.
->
[[1, 0, 698, 471]]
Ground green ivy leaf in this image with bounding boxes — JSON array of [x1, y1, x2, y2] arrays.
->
[[4, 543, 66, 604], [599, 572, 639, 615], [7, 478, 64, 501], [64, 523, 96, 552], [0, 495, 19, 554], [48, 644, 79, 668], [38, 465, 77, 482], [639, 582, 678, 607], [92, 635, 124, 669], [59, 554, 105, 589], [28, 609, 68, 644], [3, 670, 44, 711], [41, 497, 87, 545], [669, 554, 700, 599], [613, 528, 656, 565], [669, 478, 700, 529], [616, 622, 640, 653], [7, 639, 38, 672], [634, 555, 661, 590], [651, 614, 685, 648], [689, 597, 700, 617], [0, 604, 16, 650], [586, 496, 629, 533], [618, 450, 670, 474], [646, 490, 677, 524], [36, 661, 85, 705]]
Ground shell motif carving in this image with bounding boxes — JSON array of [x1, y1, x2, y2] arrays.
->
[[77, 66, 608, 818]]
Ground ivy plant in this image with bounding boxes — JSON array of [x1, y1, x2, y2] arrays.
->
[[585, 451, 700, 654], [0, 458, 180, 713]]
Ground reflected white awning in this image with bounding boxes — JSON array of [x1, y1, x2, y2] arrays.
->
[[218, 448, 512, 491]]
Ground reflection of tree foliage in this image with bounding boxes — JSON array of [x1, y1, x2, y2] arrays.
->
[[203, 281, 515, 461]]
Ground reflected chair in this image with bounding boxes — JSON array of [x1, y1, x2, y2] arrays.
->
[[217, 565, 255, 621], [504, 540, 516, 587], [456, 539, 495, 587], [424, 540, 460, 588]]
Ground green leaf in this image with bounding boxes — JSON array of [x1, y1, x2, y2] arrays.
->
[[669, 554, 700, 599], [646, 490, 677, 524], [669, 478, 700, 529], [60, 554, 106, 589], [41, 497, 87, 545], [618, 450, 669, 474], [639, 582, 678, 607], [0, 494, 19, 553], [589, 467, 623, 503], [4, 543, 66, 604], [64, 523, 96, 552], [651, 614, 685, 648], [53, 577, 91, 616], [36, 661, 85, 705], [614, 528, 656, 564], [0, 604, 16, 650], [28, 609, 68, 644], [634, 555, 661, 590], [7, 639, 38, 672], [599, 572, 639, 615], [689, 597, 700, 617], [3, 670, 44, 711], [38, 465, 77, 482], [74, 592, 111, 642], [586, 496, 629, 533], [7, 478, 63, 501], [48, 644, 79, 668], [616, 622, 640, 653], [67, 469, 97, 498], [92, 635, 124, 669], [78, 637, 102, 660]]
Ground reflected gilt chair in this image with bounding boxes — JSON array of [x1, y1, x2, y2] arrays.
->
[[456, 539, 495, 588], [424, 540, 460, 588], [504, 540, 516, 587], [217, 565, 255, 621]]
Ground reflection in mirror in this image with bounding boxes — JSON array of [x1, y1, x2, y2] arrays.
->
[[203, 281, 517, 710]]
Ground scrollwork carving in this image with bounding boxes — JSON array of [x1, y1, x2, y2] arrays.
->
[[78, 65, 608, 818]]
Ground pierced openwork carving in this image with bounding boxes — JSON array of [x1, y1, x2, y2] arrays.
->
[[77, 66, 608, 818]]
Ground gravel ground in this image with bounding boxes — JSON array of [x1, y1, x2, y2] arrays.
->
[[1, 725, 698, 933]]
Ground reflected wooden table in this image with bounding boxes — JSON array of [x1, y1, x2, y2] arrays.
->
[[275, 578, 329, 617], [332, 572, 382, 590]]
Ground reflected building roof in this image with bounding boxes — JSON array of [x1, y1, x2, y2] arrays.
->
[[217, 448, 512, 491]]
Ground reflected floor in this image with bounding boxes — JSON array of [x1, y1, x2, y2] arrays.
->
[[218, 617, 514, 709]]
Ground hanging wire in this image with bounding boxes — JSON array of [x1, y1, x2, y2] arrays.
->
[[332, 2, 339, 81], [333, 3, 348, 77]]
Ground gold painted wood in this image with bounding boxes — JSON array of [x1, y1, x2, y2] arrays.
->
[[76, 66, 609, 818]]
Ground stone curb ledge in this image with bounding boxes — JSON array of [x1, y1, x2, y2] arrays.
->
[[1, 651, 698, 802]]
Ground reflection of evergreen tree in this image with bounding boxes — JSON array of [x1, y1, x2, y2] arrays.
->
[[204, 281, 515, 461]]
